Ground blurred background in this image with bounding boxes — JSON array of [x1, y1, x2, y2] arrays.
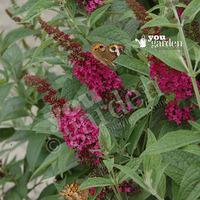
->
[[0, 0, 25, 31], [0, 1, 54, 199]]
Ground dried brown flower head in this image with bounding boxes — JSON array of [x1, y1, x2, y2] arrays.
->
[[60, 183, 89, 200]]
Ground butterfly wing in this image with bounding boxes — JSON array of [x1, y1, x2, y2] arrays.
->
[[91, 43, 125, 66], [91, 43, 107, 64]]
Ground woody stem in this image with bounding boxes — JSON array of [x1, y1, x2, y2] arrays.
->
[[171, 1, 200, 109]]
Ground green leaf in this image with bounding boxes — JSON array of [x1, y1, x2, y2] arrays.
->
[[141, 16, 177, 29], [104, 114, 129, 137], [1, 44, 23, 79], [6, 130, 31, 143], [0, 178, 14, 185], [182, 0, 200, 24], [4, 187, 22, 200], [115, 164, 166, 200], [129, 190, 150, 200], [30, 143, 77, 180], [143, 129, 160, 173], [87, 25, 131, 45], [41, 195, 62, 200], [172, 181, 179, 200], [88, 4, 111, 27], [115, 55, 149, 76], [15, 171, 29, 198], [99, 123, 112, 153], [22, 0, 56, 22], [110, 0, 128, 14], [117, 157, 142, 183], [53, 147, 78, 178], [30, 38, 53, 64], [144, 48, 186, 72], [65, 0, 77, 17], [103, 158, 114, 173], [39, 184, 58, 199], [124, 19, 139, 39], [31, 116, 62, 138], [0, 83, 13, 103], [157, 175, 166, 199], [182, 144, 200, 156], [121, 74, 140, 88], [115, 164, 149, 191], [158, 0, 166, 15], [3, 44, 23, 67], [79, 177, 114, 190], [61, 76, 81, 100], [189, 120, 200, 131], [143, 130, 166, 198], [14, 0, 36, 15], [119, 10, 134, 21], [129, 107, 151, 128], [176, 165, 200, 200], [163, 150, 200, 184], [43, 152, 78, 179], [143, 130, 200, 155], [127, 116, 148, 154], [1, 28, 34, 54], [27, 134, 46, 171], [7, 159, 23, 180], [185, 183, 200, 200], [0, 97, 28, 122], [140, 76, 160, 102], [0, 128, 15, 142]]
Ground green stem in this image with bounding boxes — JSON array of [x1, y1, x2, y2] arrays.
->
[[63, 0, 92, 45], [171, 1, 200, 109], [63, 0, 86, 37], [154, 193, 164, 200], [148, 187, 164, 200], [110, 170, 123, 200], [144, 173, 164, 200], [191, 76, 200, 105], [111, 185, 122, 200], [196, 68, 200, 75]]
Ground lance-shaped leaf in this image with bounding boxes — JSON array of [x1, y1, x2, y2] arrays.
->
[[142, 130, 200, 155]]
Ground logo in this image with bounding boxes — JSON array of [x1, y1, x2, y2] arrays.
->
[[135, 35, 147, 48], [135, 35, 183, 49]]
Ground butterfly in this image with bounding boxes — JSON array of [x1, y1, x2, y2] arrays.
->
[[60, 183, 89, 200], [91, 43, 125, 66]]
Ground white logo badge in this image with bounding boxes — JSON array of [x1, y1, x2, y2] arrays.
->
[[135, 35, 147, 48]]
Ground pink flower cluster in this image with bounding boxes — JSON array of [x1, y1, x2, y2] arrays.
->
[[165, 101, 192, 125], [177, 7, 184, 17], [89, 187, 111, 200], [58, 105, 102, 165], [77, 0, 103, 13], [149, 56, 196, 124], [118, 180, 141, 194], [149, 56, 194, 101], [24, 75, 102, 166], [126, 0, 160, 34], [39, 18, 82, 61], [24, 75, 66, 118], [89, 180, 140, 199], [73, 52, 123, 96], [39, 19, 142, 116], [177, 0, 190, 17], [73, 52, 142, 115]]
